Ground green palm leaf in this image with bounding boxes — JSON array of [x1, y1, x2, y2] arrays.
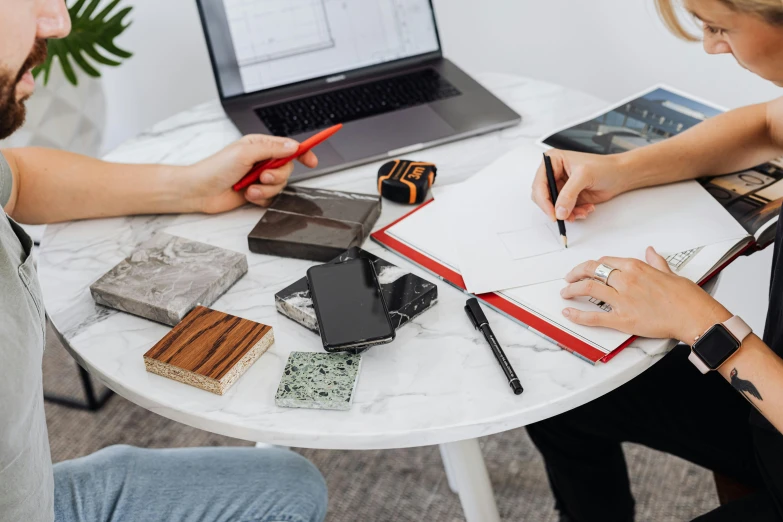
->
[[33, 0, 133, 86]]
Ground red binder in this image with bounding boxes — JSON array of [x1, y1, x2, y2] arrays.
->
[[372, 200, 751, 364]]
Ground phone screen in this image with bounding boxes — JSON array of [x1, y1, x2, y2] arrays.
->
[[307, 258, 395, 350]]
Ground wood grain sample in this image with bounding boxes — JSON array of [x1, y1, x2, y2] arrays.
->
[[143, 306, 274, 395]]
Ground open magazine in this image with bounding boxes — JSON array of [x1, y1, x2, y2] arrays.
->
[[539, 85, 783, 248]]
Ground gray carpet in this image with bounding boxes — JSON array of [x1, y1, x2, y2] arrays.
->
[[43, 321, 719, 521]]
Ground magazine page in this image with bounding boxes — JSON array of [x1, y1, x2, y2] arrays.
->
[[539, 85, 783, 242]]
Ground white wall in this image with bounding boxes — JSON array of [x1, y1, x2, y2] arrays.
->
[[100, 0, 217, 151], [99, 0, 778, 332], [101, 0, 783, 152], [435, 0, 781, 110]]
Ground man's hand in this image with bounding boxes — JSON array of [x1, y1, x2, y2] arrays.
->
[[184, 134, 318, 214]]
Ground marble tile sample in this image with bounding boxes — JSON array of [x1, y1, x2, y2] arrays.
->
[[275, 352, 362, 411], [90, 233, 247, 326], [144, 306, 274, 395], [275, 247, 438, 343], [248, 187, 382, 262]]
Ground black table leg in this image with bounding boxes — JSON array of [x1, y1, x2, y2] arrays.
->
[[43, 313, 114, 411], [44, 364, 114, 411]]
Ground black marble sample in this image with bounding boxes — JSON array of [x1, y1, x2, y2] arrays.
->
[[275, 247, 438, 343], [248, 187, 382, 262]]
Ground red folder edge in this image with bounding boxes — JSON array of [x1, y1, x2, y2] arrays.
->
[[371, 200, 754, 365]]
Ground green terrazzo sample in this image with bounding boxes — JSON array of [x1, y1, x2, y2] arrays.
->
[[275, 352, 362, 411]]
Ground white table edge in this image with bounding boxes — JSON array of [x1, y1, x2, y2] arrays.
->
[[49, 310, 677, 450]]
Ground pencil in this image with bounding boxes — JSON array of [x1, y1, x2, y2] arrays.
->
[[543, 153, 568, 248]]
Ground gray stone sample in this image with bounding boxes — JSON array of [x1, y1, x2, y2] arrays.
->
[[90, 233, 247, 326]]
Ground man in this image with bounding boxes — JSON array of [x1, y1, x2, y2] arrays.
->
[[1, 1, 327, 521]]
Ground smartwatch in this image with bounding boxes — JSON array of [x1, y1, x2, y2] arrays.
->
[[688, 316, 752, 374]]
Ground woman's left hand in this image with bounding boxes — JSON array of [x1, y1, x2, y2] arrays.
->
[[560, 247, 732, 344]]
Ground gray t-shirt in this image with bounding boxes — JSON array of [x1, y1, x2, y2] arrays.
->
[[0, 152, 53, 521]]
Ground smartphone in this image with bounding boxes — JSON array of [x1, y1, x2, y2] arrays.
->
[[306, 258, 396, 352]]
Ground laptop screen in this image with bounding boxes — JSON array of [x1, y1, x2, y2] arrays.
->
[[202, 0, 441, 98]]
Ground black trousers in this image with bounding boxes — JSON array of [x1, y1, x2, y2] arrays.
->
[[527, 345, 783, 522]]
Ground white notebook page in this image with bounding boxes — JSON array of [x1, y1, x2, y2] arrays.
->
[[387, 192, 747, 354], [432, 143, 750, 294]]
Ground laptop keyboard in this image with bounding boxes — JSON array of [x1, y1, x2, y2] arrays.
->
[[255, 69, 462, 137]]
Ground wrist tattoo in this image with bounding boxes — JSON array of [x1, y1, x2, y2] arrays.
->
[[730, 368, 763, 401]]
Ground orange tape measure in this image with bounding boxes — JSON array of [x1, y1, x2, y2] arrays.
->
[[377, 160, 437, 205]]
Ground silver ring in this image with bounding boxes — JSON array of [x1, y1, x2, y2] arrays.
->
[[594, 263, 617, 287]]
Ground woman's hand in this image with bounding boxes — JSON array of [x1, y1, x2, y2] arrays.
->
[[560, 247, 732, 344], [531, 149, 634, 223], [182, 134, 318, 214]]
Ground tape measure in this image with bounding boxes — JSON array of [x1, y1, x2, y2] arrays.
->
[[377, 160, 437, 205]]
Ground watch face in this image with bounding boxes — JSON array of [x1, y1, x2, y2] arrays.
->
[[693, 324, 741, 369]]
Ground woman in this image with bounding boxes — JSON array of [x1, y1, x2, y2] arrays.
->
[[527, 0, 783, 520]]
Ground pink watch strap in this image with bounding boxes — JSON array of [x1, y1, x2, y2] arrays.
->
[[689, 316, 751, 374], [688, 350, 712, 374], [724, 316, 752, 343]]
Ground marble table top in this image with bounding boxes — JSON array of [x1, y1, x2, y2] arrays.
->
[[39, 74, 694, 450]]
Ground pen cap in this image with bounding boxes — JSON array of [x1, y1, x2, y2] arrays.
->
[[464, 298, 489, 329]]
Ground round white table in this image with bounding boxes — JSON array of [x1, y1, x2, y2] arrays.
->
[[39, 74, 689, 522]]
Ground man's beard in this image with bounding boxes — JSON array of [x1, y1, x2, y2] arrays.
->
[[0, 40, 48, 140]]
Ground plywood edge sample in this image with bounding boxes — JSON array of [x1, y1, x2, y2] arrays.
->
[[143, 306, 274, 395]]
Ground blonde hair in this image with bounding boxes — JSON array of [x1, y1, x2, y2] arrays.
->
[[655, 0, 783, 40]]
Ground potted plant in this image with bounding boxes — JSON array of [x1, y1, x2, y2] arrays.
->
[[0, 0, 132, 156]]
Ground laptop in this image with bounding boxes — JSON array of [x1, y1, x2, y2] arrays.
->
[[196, 0, 521, 181]]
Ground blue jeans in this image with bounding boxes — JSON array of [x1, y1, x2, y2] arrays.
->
[[53, 445, 328, 522]]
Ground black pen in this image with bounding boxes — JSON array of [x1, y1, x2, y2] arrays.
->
[[464, 298, 523, 395], [544, 153, 568, 248]]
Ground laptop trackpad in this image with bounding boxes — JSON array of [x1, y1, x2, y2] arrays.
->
[[329, 105, 455, 161]]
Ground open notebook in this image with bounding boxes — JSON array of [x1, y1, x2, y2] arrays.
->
[[372, 198, 754, 364], [428, 144, 749, 294]]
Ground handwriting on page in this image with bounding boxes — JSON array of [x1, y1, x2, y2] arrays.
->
[[498, 223, 563, 260]]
